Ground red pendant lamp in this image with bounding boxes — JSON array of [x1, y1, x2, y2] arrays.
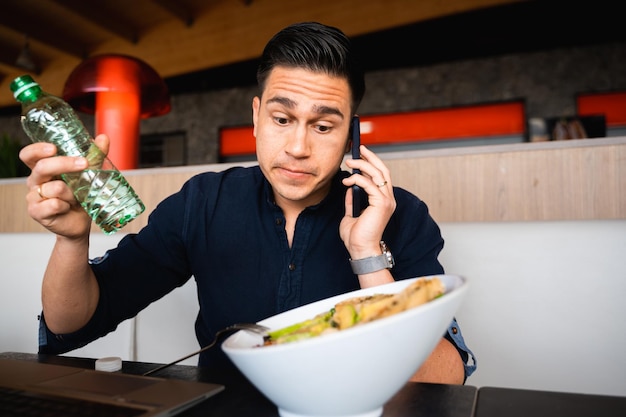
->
[[63, 54, 171, 170]]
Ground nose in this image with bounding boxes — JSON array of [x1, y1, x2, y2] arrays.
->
[[284, 123, 310, 158]]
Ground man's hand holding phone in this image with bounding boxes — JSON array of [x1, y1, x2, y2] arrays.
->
[[341, 116, 397, 265]]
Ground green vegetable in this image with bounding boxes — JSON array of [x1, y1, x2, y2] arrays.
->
[[266, 310, 334, 344]]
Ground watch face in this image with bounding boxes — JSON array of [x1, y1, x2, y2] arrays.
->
[[380, 241, 395, 268]]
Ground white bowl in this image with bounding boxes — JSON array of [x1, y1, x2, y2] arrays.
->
[[222, 274, 469, 417]]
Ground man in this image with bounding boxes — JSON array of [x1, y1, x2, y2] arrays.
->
[[20, 22, 475, 383]]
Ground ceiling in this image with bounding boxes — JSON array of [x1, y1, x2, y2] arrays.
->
[[0, 0, 623, 110]]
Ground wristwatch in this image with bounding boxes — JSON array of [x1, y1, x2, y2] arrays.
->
[[349, 241, 395, 275]]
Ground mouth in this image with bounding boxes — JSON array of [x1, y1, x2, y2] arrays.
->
[[276, 166, 314, 181]]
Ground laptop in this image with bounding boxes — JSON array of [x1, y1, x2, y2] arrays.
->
[[0, 358, 224, 416]]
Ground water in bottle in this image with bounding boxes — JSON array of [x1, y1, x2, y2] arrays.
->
[[10, 75, 145, 234]]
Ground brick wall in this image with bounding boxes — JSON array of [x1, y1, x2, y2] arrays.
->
[[2, 41, 625, 166]]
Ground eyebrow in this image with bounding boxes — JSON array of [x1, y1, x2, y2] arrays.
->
[[266, 96, 296, 109], [312, 104, 344, 119], [266, 96, 344, 119]]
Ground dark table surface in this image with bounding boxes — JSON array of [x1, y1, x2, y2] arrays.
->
[[3, 352, 625, 416], [475, 386, 626, 417], [0, 352, 478, 417]]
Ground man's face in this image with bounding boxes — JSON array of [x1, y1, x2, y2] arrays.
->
[[253, 66, 352, 210]]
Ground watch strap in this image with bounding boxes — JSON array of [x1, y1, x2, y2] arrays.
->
[[349, 254, 388, 275]]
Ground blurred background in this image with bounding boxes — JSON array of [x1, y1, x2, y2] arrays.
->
[[1, 0, 625, 397], [0, 0, 624, 169]]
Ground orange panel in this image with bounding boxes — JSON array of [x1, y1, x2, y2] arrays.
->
[[577, 92, 626, 126], [219, 126, 256, 157], [219, 101, 525, 157], [359, 102, 524, 145]]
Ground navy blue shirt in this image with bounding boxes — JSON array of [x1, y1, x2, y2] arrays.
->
[[39, 166, 476, 378]]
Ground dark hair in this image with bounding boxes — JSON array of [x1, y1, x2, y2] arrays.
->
[[257, 22, 366, 113]]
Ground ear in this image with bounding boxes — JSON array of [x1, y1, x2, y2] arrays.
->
[[252, 96, 260, 137], [345, 138, 352, 154], [345, 115, 356, 153]]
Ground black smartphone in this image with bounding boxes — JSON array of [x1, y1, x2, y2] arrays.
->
[[351, 115, 368, 217]]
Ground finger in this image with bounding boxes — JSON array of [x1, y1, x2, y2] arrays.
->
[[19, 142, 57, 169], [29, 180, 75, 203], [27, 186, 74, 226], [26, 154, 88, 189], [344, 186, 355, 217], [93, 134, 110, 156], [359, 146, 392, 183], [345, 158, 389, 192], [36, 184, 48, 200]]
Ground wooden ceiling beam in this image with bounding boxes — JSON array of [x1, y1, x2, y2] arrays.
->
[[151, 0, 195, 27], [50, 0, 139, 44], [0, 42, 37, 74], [0, 6, 85, 58]]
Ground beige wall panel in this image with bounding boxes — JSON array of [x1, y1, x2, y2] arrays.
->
[[387, 139, 625, 222], [1, 138, 624, 233]]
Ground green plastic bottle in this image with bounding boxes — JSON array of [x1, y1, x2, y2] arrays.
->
[[10, 75, 145, 234]]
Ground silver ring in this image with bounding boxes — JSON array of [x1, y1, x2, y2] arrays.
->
[[377, 181, 387, 188], [37, 185, 48, 200]]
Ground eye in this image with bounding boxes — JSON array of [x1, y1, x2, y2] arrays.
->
[[274, 116, 289, 125], [315, 124, 332, 133]]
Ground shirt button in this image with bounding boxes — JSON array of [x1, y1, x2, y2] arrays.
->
[[452, 327, 458, 335], [275, 218, 283, 225], [288, 263, 296, 271]]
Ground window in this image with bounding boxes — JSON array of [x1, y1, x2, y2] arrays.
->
[[139, 131, 187, 168]]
